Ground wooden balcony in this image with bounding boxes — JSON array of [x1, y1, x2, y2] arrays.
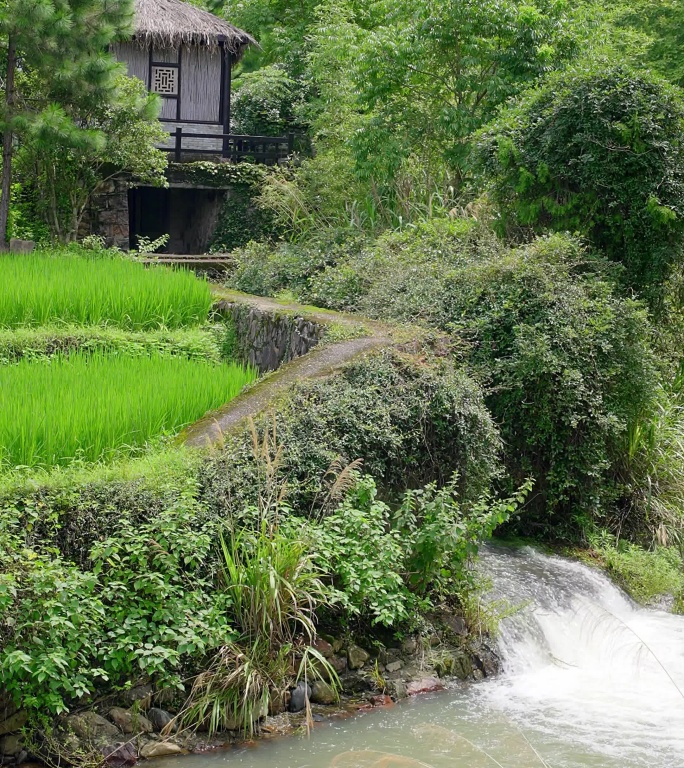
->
[[167, 127, 295, 164]]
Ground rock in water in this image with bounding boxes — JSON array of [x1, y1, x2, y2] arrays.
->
[[289, 682, 311, 713], [140, 741, 184, 758], [310, 681, 337, 705]]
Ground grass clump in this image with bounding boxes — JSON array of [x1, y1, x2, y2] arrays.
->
[[0, 351, 257, 468], [587, 531, 684, 609], [0, 324, 226, 363], [0, 251, 213, 329]]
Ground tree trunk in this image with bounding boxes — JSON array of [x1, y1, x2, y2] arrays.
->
[[0, 36, 17, 251]]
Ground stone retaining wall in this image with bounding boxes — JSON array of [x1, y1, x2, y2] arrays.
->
[[216, 300, 324, 373]]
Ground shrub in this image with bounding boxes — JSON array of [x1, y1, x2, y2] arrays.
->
[[259, 226, 659, 536], [475, 61, 684, 303], [209, 188, 279, 253], [314, 473, 531, 627], [201, 350, 501, 517], [450, 236, 658, 535], [0, 250, 213, 329], [227, 228, 370, 298], [0, 500, 231, 714], [588, 530, 684, 608]]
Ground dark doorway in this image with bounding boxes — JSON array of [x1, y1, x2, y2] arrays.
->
[[128, 187, 226, 254]]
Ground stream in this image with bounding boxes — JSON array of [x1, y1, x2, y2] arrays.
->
[[157, 546, 684, 768]]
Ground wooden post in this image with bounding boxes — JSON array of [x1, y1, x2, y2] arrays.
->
[[221, 44, 232, 159], [287, 133, 295, 156], [174, 127, 182, 162]]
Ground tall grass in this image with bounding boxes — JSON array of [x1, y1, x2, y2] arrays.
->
[[0, 352, 257, 468], [0, 252, 213, 329]]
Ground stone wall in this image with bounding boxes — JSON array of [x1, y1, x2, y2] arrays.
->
[[216, 300, 324, 373], [82, 176, 131, 250]]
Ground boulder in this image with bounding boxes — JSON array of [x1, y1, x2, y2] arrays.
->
[[108, 708, 153, 735], [406, 678, 445, 696], [288, 682, 311, 713], [0, 734, 24, 757], [401, 637, 418, 655], [441, 615, 467, 636], [330, 655, 347, 675], [101, 741, 137, 767], [140, 741, 184, 759], [347, 645, 370, 670], [66, 712, 120, 744], [313, 638, 334, 658], [119, 686, 153, 711], [385, 661, 403, 674], [0, 711, 27, 738], [146, 709, 175, 734], [268, 689, 290, 717], [389, 680, 408, 700], [9, 239, 35, 255], [310, 682, 337, 705]]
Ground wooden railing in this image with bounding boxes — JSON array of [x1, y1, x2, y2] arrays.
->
[[168, 128, 295, 164]]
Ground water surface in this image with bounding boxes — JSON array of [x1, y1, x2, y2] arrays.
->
[[157, 547, 684, 768]]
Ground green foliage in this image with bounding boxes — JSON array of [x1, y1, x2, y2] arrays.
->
[[315, 475, 410, 626], [202, 350, 501, 517], [452, 236, 657, 534], [588, 531, 684, 608], [0, 250, 213, 329], [231, 65, 307, 136], [0, 0, 134, 243], [227, 228, 369, 297], [314, 474, 531, 626], [476, 61, 684, 302], [0, 351, 256, 468], [605, 0, 684, 88], [168, 161, 266, 189], [0, 498, 231, 714], [219, 519, 326, 646], [237, 226, 659, 535], [0, 346, 502, 716], [0, 324, 224, 364], [17, 74, 167, 243], [209, 188, 279, 253], [618, 369, 684, 545]]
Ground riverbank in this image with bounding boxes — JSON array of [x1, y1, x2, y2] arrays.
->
[[1, 265, 515, 767]]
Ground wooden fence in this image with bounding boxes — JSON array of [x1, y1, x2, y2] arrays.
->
[[169, 128, 295, 164]]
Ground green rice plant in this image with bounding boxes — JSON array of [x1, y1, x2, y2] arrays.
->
[[0, 324, 224, 363], [0, 351, 257, 468], [0, 251, 212, 329]]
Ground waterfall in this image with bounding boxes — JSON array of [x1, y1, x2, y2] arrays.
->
[[151, 546, 684, 768], [477, 546, 684, 767]]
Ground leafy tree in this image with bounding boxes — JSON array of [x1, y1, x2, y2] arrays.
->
[[17, 75, 167, 243], [231, 65, 308, 136], [346, 0, 585, 180], [605, 0, 684, 87], [0, 0, 133, 247], [476, 61, 684, 303]]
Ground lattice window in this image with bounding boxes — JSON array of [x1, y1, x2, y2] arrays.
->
[[151, 66, 178, 96]]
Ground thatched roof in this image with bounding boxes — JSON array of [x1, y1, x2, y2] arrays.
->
[[132, 0, 256, 55]]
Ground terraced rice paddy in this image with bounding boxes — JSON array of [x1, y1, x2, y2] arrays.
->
[[0, 251, 213, 329], [0, 351, 257, 468]]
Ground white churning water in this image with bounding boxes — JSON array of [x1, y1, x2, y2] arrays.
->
[[154, 546, 684, 768]]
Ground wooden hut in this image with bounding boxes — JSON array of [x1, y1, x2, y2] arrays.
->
[[112, 0, 288, 160]]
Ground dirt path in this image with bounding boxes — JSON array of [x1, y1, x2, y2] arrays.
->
[[183, 290, 393, 447]]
